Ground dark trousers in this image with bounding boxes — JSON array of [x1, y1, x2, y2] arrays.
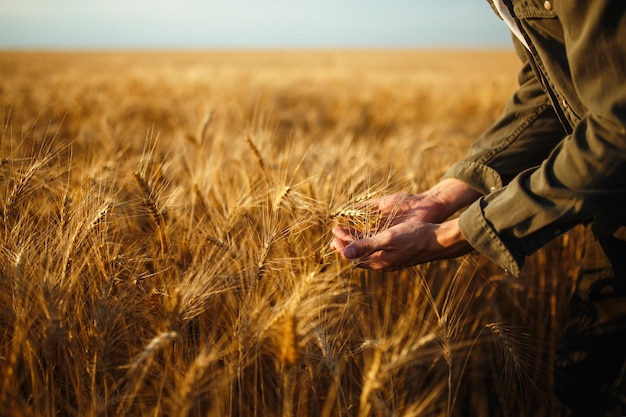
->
[[555, 222, 626, 417]]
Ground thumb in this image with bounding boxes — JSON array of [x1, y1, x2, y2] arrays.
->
[[343, 236, 382, 260]]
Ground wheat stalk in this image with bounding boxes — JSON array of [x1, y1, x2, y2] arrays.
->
[[61, 199, 112, 282], [198, 110, 213, 145], [272, 185, 291, 213], [117, 331, 178, 415], [485, 322, 527, 389], [245, 135, 267, 173], [3, 157, 49, 225], [133, 170, 170, 256], [280, 313, 298, 417], [359, 345, 383, 417]]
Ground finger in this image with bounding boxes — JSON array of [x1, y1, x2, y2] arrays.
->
[[343, 234, 386, 260], [330, 237, 348, 253], [331, 226, 360, 242], [351, 251, 394, 272], [350, 196, 391, 217]]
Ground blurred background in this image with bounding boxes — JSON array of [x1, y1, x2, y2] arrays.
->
[[0, 0, 512, 50]]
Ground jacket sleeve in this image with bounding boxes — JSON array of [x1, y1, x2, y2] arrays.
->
[[443, 38, 566, 195], [456, 1, 626, 276]]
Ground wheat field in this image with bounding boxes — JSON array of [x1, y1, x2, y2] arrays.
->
[[0, 50, 581, 417]]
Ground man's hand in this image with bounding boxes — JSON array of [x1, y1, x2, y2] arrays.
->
[[362, 178, 482, 225], [331, 218, 473, 271], [330, 178, 481, 271]]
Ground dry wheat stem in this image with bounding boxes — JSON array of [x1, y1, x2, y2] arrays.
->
[[133, 170, 170, 256], [116, 331, 178, 415], [245, 135, 267, 174], [358, 346, 383, 417], [198, 110, 213, 145], [173, 340, 228, 417]]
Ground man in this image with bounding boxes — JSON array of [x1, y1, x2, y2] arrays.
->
[[331, 1, 626, 416]]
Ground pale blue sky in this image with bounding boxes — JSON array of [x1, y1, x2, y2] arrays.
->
[[0, 0, 513, 49]]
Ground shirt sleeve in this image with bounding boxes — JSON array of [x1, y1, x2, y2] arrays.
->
[[456, 1, 626, 276]]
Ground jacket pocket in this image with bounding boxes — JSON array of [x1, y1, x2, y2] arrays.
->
[[512, 0, 557, 19]]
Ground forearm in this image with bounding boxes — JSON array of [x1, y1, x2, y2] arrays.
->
[[421, 178, 482, 221]]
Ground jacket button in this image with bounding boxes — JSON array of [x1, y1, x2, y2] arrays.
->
[[544, 1, 553, 10]]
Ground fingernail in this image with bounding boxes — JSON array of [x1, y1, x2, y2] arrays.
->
[[344, 246, 356, 259]]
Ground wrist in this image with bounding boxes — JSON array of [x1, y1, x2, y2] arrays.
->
[[438, 218, 473, 257]]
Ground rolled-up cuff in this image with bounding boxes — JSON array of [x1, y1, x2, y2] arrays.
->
[[458, 200, 523, 277], [443, 161, 503, 195]]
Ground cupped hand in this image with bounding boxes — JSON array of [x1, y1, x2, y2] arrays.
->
[[362, 192, 450, 226], [331, 218, 473, 272], [362, 178, 482, 226], [331, 179, 481, 271]]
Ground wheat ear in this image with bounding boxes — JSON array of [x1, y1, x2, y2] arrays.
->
[[245, 135, 267, 173], [133, 170, 169, 255]]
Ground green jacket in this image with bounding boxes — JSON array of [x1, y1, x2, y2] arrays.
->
[[444, 0, 626, 276]]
